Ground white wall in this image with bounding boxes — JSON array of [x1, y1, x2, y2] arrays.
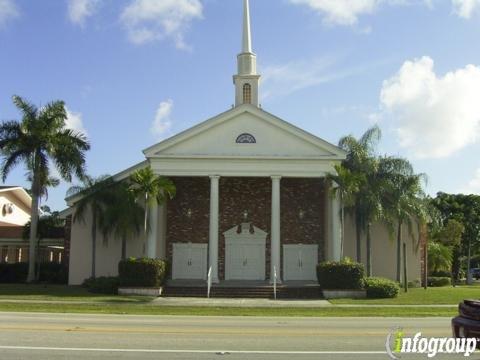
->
[[68, 206, 145, 285], [343, 215, 422, 282], [0, 193, 30, 226]]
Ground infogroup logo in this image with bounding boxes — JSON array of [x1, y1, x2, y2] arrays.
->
[[385, 327, 477, 359]]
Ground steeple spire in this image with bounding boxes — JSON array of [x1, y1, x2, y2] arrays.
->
[[242, 0, 252, 53], [234, 0, 260, 107]]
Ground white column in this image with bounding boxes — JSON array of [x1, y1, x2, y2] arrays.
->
[[328, 186, 342, 261], [146, 205, 159, 258], [270, 176, 282, 283], [209, 175, 220, 283]]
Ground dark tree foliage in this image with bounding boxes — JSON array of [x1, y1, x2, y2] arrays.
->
[[430, 193, 480, 282]]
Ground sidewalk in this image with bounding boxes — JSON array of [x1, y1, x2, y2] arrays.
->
[[152, 297, 332, 308], [0, 298, 459, 308], [151, 297, 458, 308]]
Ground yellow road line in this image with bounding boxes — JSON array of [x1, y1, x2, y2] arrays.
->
[[0, 325, 451, 337]]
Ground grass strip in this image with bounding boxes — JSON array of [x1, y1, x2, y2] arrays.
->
[[0, 302, 457, 317]]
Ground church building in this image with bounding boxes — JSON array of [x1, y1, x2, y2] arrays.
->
[[65, 0, 422, 290]]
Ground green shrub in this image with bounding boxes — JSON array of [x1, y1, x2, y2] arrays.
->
[[38, 263, 68, 284], [317, 259, 365, 290], [365, 277, 400, 299], [430, 270, 451, 278], [427, 276, 451, 287], [118, 258, 167, 287], [82, 276, 119, 294], [408, 279, 421, 288], [0, 263, 28, 283]]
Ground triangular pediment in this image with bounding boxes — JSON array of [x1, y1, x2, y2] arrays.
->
[[144, 105, 346, 159]]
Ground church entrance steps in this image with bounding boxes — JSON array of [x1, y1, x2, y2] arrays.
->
[[162, 280, 322, 299]]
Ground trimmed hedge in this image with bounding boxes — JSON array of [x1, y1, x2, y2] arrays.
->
[[118, 258, 167, 287], [38, 263, 68, 284], [430, 270, 451, 278], [428, 276, 451, 287], [365, 277, 399, 298], [408, 279, 421, 288], [83, 276, 119, 294], [0, 263, 28, 283], [0, 263, 68, 284], [317, 260, 365, 290]]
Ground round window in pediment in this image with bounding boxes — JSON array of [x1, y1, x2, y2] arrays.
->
[[236, 133, 256, 144]]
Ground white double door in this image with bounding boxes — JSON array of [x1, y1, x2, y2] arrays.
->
[[225, 239, 266, 280], [283, 244, 318, 281], [172, 243, 208, 280]]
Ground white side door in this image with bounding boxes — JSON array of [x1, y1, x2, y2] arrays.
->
[[226, 243, 245, 280], [243, 243, 266, 280], [172, 243, 207, 280], [300, 245, 318, 281], [283, 244, 318, 281], [283, 245, 302, 281]]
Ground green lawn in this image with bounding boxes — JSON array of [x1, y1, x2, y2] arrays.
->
[[0, 284, 472, 317], [0, 284, 153, 303], [0, 302, 457, 317], [331, 286, 480, 305]]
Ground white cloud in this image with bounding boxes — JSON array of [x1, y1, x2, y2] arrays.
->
[[288, 0, 401, 26], [262, 57, 347, 100], [65, 108, 88, 136], [460, 168, 480, 194], [452, 0, 480, 18], [151, 100, 173, 138], [120, 0, 203, 49], [0, 0, 19, 27], [67, 0, 100, 26], [380, 56, 480, 159]]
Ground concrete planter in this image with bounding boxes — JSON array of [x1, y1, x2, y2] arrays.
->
[[322, 289, 366, 299], [118, 287, 163, 297]]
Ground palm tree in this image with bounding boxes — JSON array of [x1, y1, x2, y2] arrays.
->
[[101, 182, 144, 260], [27, 167, 60, 202], [23, 212, 64, 277], [380, 158, 427, 282], [129, 166, 175, 256], [428, 242, 452, 273], [0, 95, 89, 282], [338, 126, 381, 267], [326, 164, 362, 258], [67, 175, 115, 278]]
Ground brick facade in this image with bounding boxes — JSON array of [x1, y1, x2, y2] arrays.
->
[[166, 177, 210, 261], [219, 177, 271, 280], [166, 176, 326, 280]]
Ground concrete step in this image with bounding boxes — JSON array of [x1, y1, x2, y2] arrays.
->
[[162, 286, 322, 299]]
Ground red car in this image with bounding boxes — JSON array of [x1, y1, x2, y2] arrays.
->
[[452, 299, 480, 347]]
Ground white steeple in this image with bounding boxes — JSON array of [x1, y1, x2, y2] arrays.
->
[[234, 0, 260, 107], [242, 0, 252, 53]]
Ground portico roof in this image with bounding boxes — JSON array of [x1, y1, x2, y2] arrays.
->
[[143, 104, 346, 178]]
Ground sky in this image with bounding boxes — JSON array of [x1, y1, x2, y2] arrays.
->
[[1, 0, 480, 211]]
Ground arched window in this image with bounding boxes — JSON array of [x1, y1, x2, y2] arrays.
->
[[243, 83, 252, 104], [236, 133, 256, 144]]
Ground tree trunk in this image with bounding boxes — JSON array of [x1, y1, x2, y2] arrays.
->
[[467, 237, 472, 285], [144, 192, 148, 256], [27, 179, 40, 283], [121, 235, 127, 260], [91, 208, 97, 279], [396, 220, 403, 283], [355, 217, 362, 263], [340, 196, 345, 260], [403, 242, 408, 293], [366, 223, 372, 277]]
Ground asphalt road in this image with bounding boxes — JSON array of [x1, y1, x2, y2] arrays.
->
[[0, 312, 474, 360]]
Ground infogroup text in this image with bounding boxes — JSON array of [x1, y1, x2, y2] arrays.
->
[[386, 329, 477, 358]]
